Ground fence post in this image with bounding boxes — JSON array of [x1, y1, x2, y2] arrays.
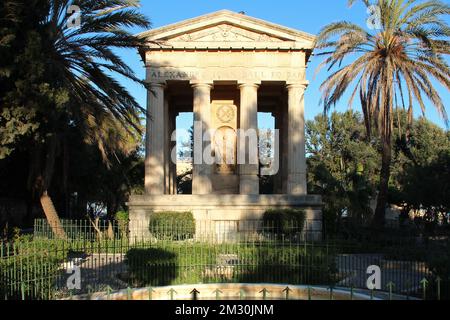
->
[[239, 289, 245, 300], [260, 288, 269, 300], [283, 286, 291, 300], [21, 282, 25, 301], [420, 278, 428, 300], [436, 276, 441, 301], [190, 288, 199, 300], [404, 279, 410, 300], [87, 285, 93, 297], [106, 286, 112, 300], [213, 289, 222, 300], [387, 282, 395, 301], [168, 288, 177, 300], [148, 287, 155, 300]]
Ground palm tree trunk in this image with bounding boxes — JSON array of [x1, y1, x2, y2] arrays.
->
[[373, 138, 392, 228], [40, 191, 66, 239], [31, 134, 67, 239], [63, 133, 70, 218]]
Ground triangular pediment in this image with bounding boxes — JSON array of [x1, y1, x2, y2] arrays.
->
[[138, 10, 316, 50], [169, 23, 286, 43]]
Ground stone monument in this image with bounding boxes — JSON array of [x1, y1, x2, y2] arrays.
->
[[128, 10, 323, 240]]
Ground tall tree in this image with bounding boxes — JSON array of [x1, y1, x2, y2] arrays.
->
[[314, 0, 450, 227], [307, 111, 380, 235], [0, 0, 48, 159], [0, 0, 150, 237], [390, 113, 450, 223]]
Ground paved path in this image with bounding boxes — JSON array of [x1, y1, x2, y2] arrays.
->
[[56, 253, 128, 298], [335, 254, 429, 294]]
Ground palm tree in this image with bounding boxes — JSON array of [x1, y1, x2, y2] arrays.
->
[[314, 0, 449, 228], [5, 0, 150, 237]]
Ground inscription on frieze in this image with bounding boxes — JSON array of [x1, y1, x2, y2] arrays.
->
[[148, 69, 304, 82]]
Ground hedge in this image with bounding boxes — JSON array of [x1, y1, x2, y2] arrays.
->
[[262, 208, 306, 235], [149, 211, 195, 240]]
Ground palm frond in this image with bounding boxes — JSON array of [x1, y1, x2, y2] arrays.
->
[[316, 0, 450, 135], [41, 0, 151, 162]]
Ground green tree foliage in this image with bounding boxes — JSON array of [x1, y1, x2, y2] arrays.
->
[[61, 127, 144, 219], [306, 111, 380, 236], [403, 152, 450, 221], [0, 0, 150, 233], [307, 110, 450, 236], [390, 114, 450, 225], [315, 0, 450, 227], [0, 0, 56, 158]]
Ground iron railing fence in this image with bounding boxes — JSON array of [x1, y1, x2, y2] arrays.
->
[[33, 219, 128, 242], [33, 218, 320, 243], [0, 219, 448, 300]]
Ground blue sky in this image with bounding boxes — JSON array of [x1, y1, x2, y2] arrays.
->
[[118, 0, 450, 133]]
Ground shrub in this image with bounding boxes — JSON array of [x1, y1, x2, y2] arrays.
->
[[0, 239, 67, 300], [126, 248, 178, 287], [237, 244, 334, 285], [425, 244, 450, 300], [149, 211, 195, 240], [263, 208, 306, 236], [115, 211, 129, 239]]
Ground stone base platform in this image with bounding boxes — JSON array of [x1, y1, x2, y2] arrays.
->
[[127, 195, 323, 241]]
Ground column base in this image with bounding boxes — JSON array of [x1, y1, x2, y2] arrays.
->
[[145, 162, 165, 195], [192, 165, 212, 194], [287, 173, 307, 195], [239, 175, 259, 195]]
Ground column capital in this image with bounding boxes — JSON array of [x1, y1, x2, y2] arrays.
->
[[148, 81, 167, 89], [286, 81, 309, 90], [238, 82, 260, 89], [190, 81, 213, 89]]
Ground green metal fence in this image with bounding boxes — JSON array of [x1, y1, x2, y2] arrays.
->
[[0, 219, 449, 300]]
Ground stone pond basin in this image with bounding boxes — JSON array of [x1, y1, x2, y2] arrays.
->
[[65, 283, 418, 300]]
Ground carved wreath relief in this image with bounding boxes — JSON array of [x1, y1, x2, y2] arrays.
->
[[212, 103, 238, 175], [171, 24, 281, 43]]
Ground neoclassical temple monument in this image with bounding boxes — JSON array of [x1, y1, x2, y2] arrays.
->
[[128, 10, 322, 239]]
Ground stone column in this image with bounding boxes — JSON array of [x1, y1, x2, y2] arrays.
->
[[281, 95, 289, 194], [145, 82, 166, 194], [287, 83, 308, 195], [170, 111, 178, 194], [192, 83, 213, 194], [164, 97, 170, 194], [238, 83, 260, 195], [273, 110, 282, 194]]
